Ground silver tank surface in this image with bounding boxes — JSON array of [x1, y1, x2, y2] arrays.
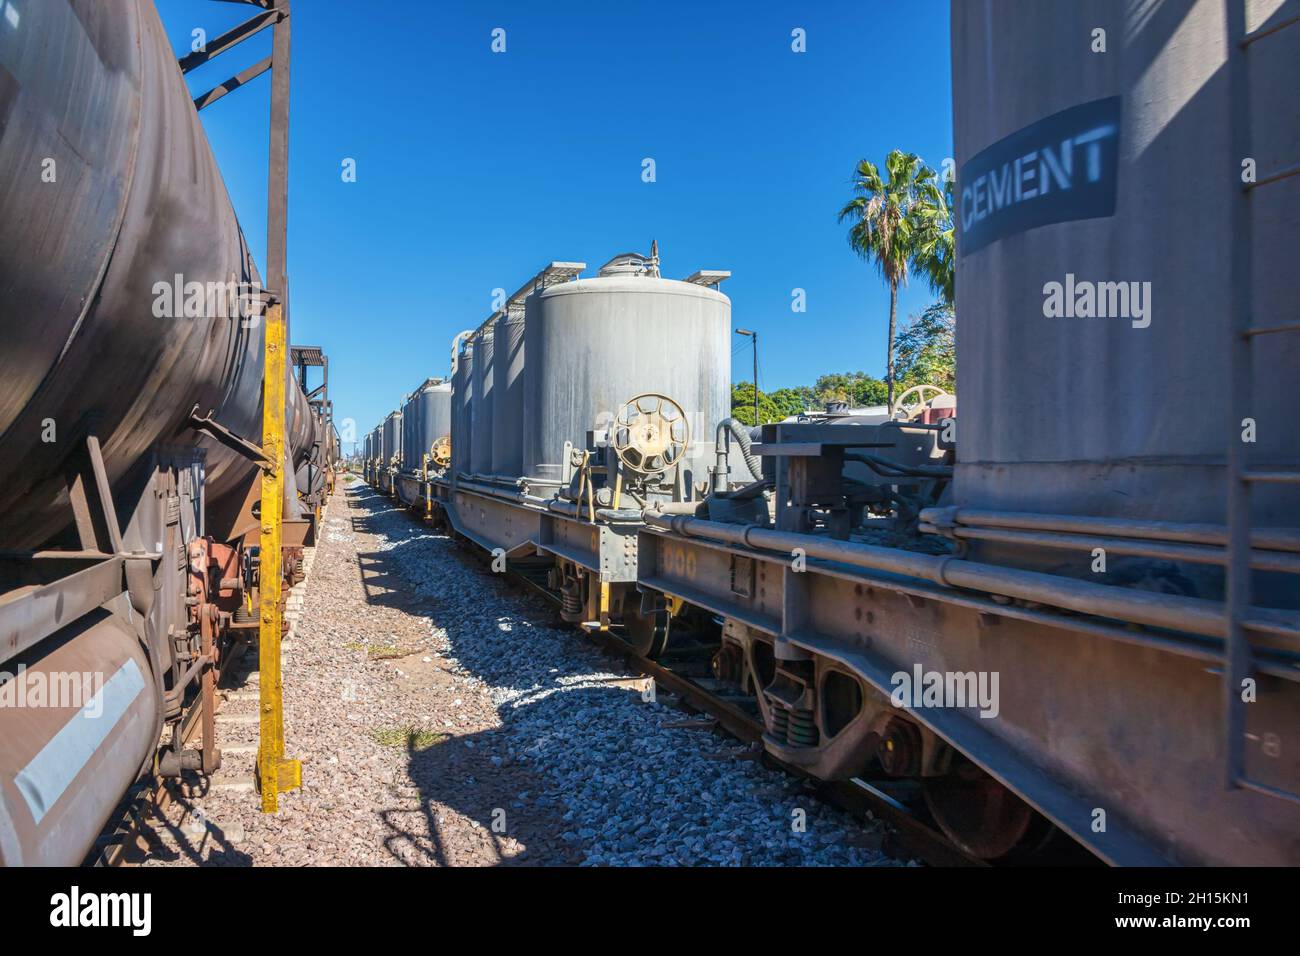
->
[[450, 355, 464, 474], [522, 258, 732, 485], [470, 329, 495, 475], [402, 379, 451, 472], [401, 390, 420, 472], [452, 342, 474, 476], [952, 0, 1299, 528], [382, 410, 402, 465], [491, 310, 527, 476], [0, 0, 316, 548]]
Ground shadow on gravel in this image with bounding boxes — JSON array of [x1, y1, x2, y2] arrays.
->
[[135, 787, 254, 866], [351, 486, 681, 868], [346, 484, 613, 866]]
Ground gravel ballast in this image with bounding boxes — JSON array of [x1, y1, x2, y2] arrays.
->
[[143, 480, 899, 867]]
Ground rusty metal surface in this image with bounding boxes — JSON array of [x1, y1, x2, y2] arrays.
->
[[0, 610, 158, 866], [0, 556, 127, 665]]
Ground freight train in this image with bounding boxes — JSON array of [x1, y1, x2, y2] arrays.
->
[[0, 0, 336, 864], [364, 1, 1300, 865]]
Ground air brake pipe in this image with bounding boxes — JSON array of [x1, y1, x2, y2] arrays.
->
[[919, 522, 1300, 575], [641, 512, 1300, 641], [922, 506, 1300, 553]]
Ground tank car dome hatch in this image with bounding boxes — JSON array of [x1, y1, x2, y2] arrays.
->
[[597, 252, 658, 277]]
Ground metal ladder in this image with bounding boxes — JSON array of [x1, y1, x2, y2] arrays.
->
[[1223, 0, 1300, 803]]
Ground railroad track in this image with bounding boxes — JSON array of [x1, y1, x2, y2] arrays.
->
[[90, 538, 321, 867], [89, 642, 250, 866], [423, 507, 988, 867]]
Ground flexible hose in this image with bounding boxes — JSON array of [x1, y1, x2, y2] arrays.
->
[[718, 418, 764, 479]]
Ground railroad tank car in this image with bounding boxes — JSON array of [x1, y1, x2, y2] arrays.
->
[[401, 391, 420, 474], [368, 425, 382, 482], [394, 379, 452, 508], [491, 310, 527, 476], [470, 329, 495, 475], [451, 340, 474, 477], [384, 411, 402, 467], [0, 0, 324, 865], [954, 0, 1299, 534], [899, 0, 1300, 864], [379, 410, 402, 494], [521, 253, 731, 488], [0, 0, 315, 545], [416, 379, 457, 473]]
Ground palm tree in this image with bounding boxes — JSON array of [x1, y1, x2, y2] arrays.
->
[[838, 151, 945, 408], [915, 174, 955, 309]]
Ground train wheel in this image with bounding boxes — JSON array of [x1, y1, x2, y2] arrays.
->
[[923, 757, 1055, 861], [621, 607, 671, 658]]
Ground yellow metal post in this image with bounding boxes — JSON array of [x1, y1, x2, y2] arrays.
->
[[423, 453, 431, 517], [257, 301, 301, 811]]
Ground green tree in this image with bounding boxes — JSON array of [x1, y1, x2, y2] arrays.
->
[[812, 372, 888, 409], [838, 150, 945, 408], [768, 387, 813, 419], [894, 302, 955, 393], [730, 382, 782, 426]]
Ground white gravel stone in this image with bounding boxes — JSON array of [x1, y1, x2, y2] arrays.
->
[[141, 481, 899, 867]]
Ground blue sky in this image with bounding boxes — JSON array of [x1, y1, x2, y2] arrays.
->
[[161, 0, 953, 451]]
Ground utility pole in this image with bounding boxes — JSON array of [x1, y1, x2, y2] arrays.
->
[[735, 328, 758, 425]]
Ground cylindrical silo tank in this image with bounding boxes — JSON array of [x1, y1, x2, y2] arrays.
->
[[382, 411, 402, 466], [421, 380, 453, 464], [491, 309, 528, 477], [470, 329, 495, 475], [401, 389, 422, 473], [952, 0, 1299, 533], [450, 359, 463, 475], [522, 255, 732, 486], [452, 342, 474, 476], [402, 379, 452, 471]]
